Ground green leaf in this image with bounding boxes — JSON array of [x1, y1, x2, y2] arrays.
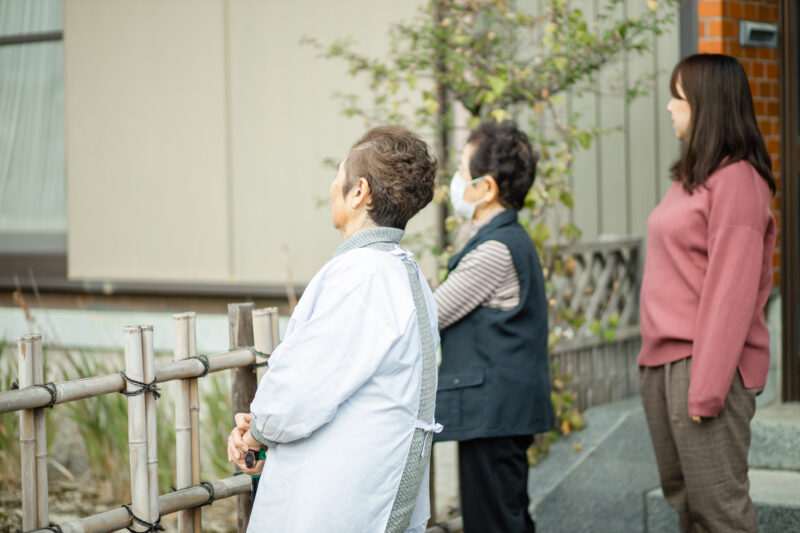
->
[[576, 131, 592, 149], [487, 75, 507, 96], [490, 108, 511, 122], [528, 221, 551, 246], [424, 98, 439, 116]]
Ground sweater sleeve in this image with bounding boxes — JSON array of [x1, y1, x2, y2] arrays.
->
[[688, 164, 770, 417], [434, 240, 514, 330]]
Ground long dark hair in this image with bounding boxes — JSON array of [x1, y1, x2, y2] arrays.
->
[[669, 53, 775, 194]]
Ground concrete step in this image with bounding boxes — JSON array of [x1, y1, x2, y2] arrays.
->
[[645, 468, 800, 533], [749, 402, 800, 471]]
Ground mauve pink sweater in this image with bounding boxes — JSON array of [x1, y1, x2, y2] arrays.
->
[[638, 160, 776, 418]]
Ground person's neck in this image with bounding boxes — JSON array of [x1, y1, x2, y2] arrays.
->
[[472, 202, 505, 226], [340, 215, 377, 240]]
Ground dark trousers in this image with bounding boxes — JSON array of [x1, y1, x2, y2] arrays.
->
[[640, 357, 759, 533], [458, 435, 535, 533]]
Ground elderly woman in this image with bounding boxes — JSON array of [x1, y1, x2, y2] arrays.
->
[[434, 120, 554, 533], [228, 125, 440, 533]]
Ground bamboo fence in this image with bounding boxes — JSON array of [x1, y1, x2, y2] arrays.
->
[[0, 302, 278, 533]]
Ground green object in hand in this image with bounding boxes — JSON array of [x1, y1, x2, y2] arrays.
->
[[245, 448, 267, 469]]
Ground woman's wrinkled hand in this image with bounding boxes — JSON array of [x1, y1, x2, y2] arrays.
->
[[227, 412, 266, 475]]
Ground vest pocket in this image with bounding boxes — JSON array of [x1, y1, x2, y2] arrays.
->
[[436, 371, 485, 431]]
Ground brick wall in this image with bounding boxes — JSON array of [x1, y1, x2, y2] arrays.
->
[[697, 0, 781, 284]]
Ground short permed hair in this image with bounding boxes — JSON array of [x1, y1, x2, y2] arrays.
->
[[343, 125, 438, 230], [467, 120, 538, 211]]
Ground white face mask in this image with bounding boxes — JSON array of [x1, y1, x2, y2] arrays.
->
[[450, 171, 486, 220]]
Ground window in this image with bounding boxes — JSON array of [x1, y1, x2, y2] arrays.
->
[[0, 0, 65, 253]]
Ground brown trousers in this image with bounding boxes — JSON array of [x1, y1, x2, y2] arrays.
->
[[640, 357, 760, 533]]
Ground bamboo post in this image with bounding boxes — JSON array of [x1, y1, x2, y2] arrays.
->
[[140, 326, 160, 526], [124, 326, 150, 531], [32, 335, 49, 527], [18, 334, 38, 530], [173, 313, 194, 533], [187, 314, 203, 533], [228, 303, 256, 533], [252, 309, 273, 382], [269, 307, 280, 349]]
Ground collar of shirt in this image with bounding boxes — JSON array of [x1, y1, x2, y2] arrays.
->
[[333, 226, 404, 258]]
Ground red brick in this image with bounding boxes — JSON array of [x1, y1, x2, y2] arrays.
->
[[766, 138, 780, 154], [753, 61, 765, 77], [757, 4, 770, 22], [698, 20, 706, 38], [756, 4, 777, 23], [724, 19, 739, 37], [698, 1, 724, 17], [708, 19, 724, 36], [767, 101, 779, 116], [744, 3, 757, 19], [729, 1, 743, 19], [726, 41, 742, 56], [766, 63, 778, 78], [699, 40, 726, 54], [758, 81, 775, 97], [743, 47, 758, 59]]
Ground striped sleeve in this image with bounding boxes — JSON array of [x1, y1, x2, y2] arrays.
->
[[434, 240, 516, 330]]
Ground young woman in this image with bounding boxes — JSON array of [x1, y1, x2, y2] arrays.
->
[[639, 54, 776, 532], [433, 120, 553, 533]]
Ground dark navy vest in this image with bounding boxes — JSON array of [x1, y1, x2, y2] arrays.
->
[[434, 209, 554, 442]]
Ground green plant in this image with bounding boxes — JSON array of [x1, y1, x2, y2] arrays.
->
[[62, 350, 131, 498], [306, 0, 676, 463], [304, 0, 677, 256], [202, 372, 233, 479], [527, 364, 585, 466], [0, 340, 62, 489], [62, 350, 177, 498], [0, 338, 21, 487]]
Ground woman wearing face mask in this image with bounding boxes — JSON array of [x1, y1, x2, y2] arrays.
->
[[433, 120, 553, 533], [639, 54, 776, 532]]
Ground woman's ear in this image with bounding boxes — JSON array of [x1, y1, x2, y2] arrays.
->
[[482, 175, 500, 203], [350, 177, 372, 210]]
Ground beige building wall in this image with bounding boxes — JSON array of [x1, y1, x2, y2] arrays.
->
[[567, 0, 681, 242], [64, 0, 431, 288], [64, 0, 680, 288]]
